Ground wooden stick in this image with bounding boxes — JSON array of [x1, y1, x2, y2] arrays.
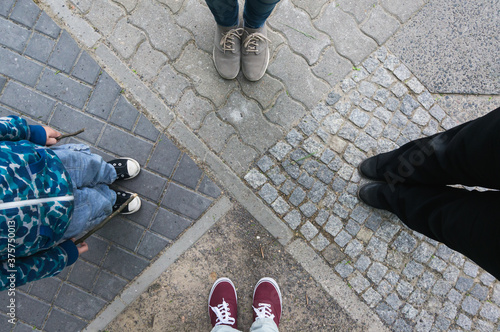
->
[[75, 193, 138, 245], [56, 128, 85, 141]]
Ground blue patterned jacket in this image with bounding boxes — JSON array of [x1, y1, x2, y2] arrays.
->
[[0, 116, 78, 291]]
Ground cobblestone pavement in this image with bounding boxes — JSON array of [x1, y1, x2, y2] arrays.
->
[[0, 1, 222, 331], [4, 0, 500, 331]]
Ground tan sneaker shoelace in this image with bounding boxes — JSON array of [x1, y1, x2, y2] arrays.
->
[[243, 33, 271, 53], [220, 28, 243, 52]]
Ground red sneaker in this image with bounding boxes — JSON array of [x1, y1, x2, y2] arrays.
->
[[208, 278, 238, 328], [252, 277, 282, 327]]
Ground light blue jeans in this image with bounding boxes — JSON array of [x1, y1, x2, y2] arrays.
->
[[52, 144, 117, 240], [211, 318, 279, 332], [205, 0, 281, 29]]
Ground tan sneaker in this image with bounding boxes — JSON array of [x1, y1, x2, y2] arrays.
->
[[241, 25, 271, 81], [213, 25, 243, 79]]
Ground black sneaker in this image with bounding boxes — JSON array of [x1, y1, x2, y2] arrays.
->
[[109, 158, 140, 180], [113, 191, 141, 214]]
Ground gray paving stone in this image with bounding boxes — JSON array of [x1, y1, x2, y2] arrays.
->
[[284, 209, 301, 229], [267, 47, 329, 109], [130, 41, 168, 82], [174, 0, 214, 53], [470, 284, 489, 301], [98, 125, 153, 165], [50, 104, 105, 144], [257, 156, 274, 174], [392, 231, 417, 253], [102, 246, 149, 281], [265, 92, 307, 131], [480, 303, 500, 323], [367, 261, 389, 284], [43, 308, 87, 332], [429, 104, 446, 121], [37, 68, 91, 108], [366, 236, 388, 261], [315, 4, 377, 64], [72, 51, 101, 85], [418, 91, 435, 110], [145, 134, 180, 174], [86, 71, 121, 119], [34, 12, 61, 38], [371, 67, 395, 88], [0, 82, 55, 121], [198, 175, 221, 198], [335, 260, 355, 278], [344, 239, 363, 258], [355, 255, 371, 272], [79, 235, 109, 265], [406, 77, 425, 94], [361, 6, 400, 45], [259, 183, 278, 204], [339, 0, 377, 23], [55, 283, 106, 320], [299, 201, 317, 217], [464, 260, 479, 277], [137, 231, 170, 259], [300, 221, 319, 241], [92, 270, 128, 301], [176, 90, 213, 130], [396, 280, 413, 299], [48, 31, 81, 74], [134, 115, 160, 142], [443, 265, 460, 284], [480, 272, 496, 287], [403, 260, 424, 280], [0, 0, 15, 17], [350, 271, 370, 293], [162, 183, 212, 219], [0, 46, 44, 87], [456, 313, 472, 330], [219, 91, 281, 153], [109, 95, 139, 130], [267, 167, 286, 186], [271, 197, 290, 215], [374, 222, 400, 243], [345, 219, 361, 236], [151, 207, 192, 240], [86, 0, 123, 36], [174, 44, 236, 107], [29, 277, 61, 302], [298, 172, 315, 189], [130, 0, 190, 59], [376, 302, 397, 325], [10, 0, 40, 28], [269, 0, 331, 65], [172, 154, 203, 189], [383, 53, 400, 71], [412, 242, 435, 263], [109, 17, 144, 59], [97, 217, 145, 251], [278, 180, 294, 196], [334, 230, 353, 248], [312, 47, 352, 87], [363, 288, 382, 308], [0, 76, 6, 93], [24, 32, 55, 64], [462, 295, 481, 315], [67, 259, 99, 291], [428, 256, 447, 273], [221, 136, 258, 175], [245, 169, 267, 189], [0, 16, 31, 52]]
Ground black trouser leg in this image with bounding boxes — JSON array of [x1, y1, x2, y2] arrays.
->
[[377, 183, 500, 280], [372, 107, 500, 189]]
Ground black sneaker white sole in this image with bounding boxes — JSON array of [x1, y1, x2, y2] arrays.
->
[[113, 191, 141, 214], [109, 158, 141, 180]]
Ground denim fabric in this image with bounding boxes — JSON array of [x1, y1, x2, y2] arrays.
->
[[211, 318, 279, 332], [205, 0, 280, 28], [52, 144, 117, 239]]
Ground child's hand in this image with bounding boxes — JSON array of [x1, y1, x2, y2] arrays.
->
[[71, 238, 89, 255], [43, 126, 61, 146]]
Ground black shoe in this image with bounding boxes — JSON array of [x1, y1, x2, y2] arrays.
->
[[109, 158, 140, 180], [358, 157, 383, 181], [357, 182, 392, 210], [113, 191, 141, 214]]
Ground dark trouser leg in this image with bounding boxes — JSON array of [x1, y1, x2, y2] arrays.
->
[[243, 0, 280, 28], [371, 107, 500, 189], [377, 183, 500, 280], [205, 0, 239, 27]]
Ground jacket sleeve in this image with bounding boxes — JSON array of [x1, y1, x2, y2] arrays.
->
[[0, 115, 46, 145], [0, 240, 79, 291]]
